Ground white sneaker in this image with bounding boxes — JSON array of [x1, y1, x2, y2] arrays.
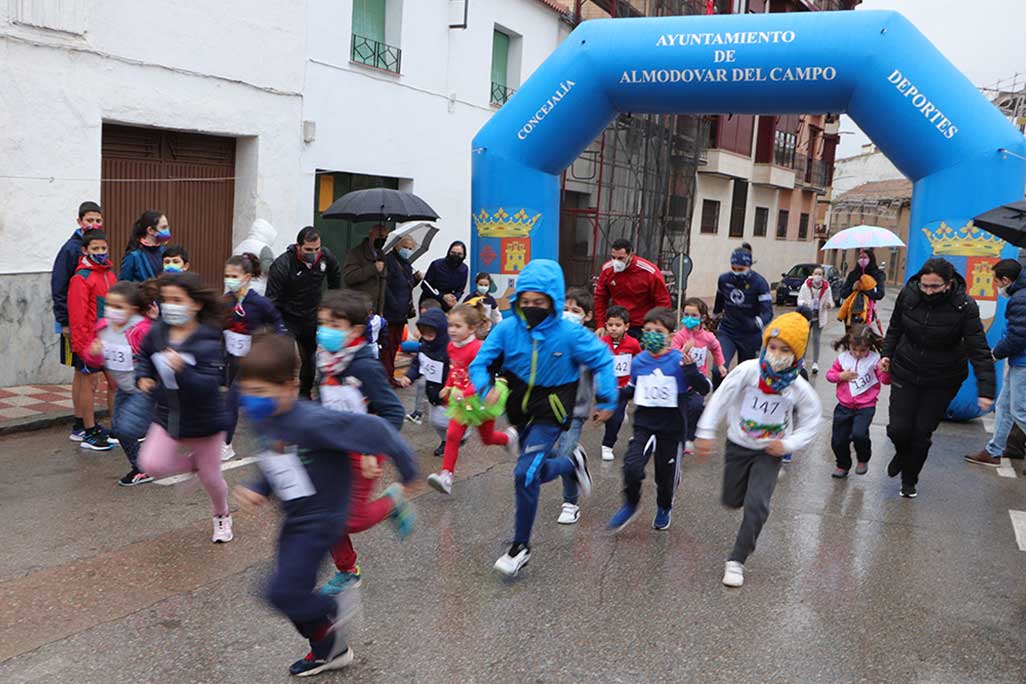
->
[[212, 514, 234, 543], [601, 445, 615, 461], [722, 561, 744, 588], [684, 440, 696, 454], [504, 427, 520, 457], [812, 362, 820, 374], [220, 443, 236, 461], [570, 446, 592, 497], [426, 470, 453, 495], [557, 502, 580, 525], [493, 543, 530, 576]]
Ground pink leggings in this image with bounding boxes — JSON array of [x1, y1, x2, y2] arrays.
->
[[139, 424, 229, 516]]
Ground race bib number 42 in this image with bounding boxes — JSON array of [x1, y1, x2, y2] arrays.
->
[[739, 386, 792, 439], [613, 354, 632, 378]]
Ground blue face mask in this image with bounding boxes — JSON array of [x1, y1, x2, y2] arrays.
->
[[317, 326, 347, 353], [89, 253, 109, 265], [163, 264, 183, 273], [398, 247, 414, 261], [239, 394, 277, 421], [733, 269, 751, 279], [681, 315, 701, 330]]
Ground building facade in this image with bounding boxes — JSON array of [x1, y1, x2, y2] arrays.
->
[[825, 179, 913, 287]]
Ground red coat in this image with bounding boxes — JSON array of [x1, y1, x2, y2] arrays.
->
[[602, 333, 642, 388], [445, 337, 482, 396], [67, 256, 117, 357], [594, 256, 671, 328]]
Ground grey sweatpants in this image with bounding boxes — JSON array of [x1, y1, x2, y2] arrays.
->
[[722, 440, 783, 564], [413, 377, 428, 415], [805, 320, 822, 364], [429, 404, 449, 442]]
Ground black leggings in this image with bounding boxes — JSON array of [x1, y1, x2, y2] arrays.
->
[[886, 379, 958, 486]]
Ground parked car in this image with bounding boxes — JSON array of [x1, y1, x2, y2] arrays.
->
[[775, 263, 843, 307]]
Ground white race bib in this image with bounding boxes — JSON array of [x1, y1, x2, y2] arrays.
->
[[635, 369, 678, 408], [257, 448, 316, 501], [150, 352, 195, 390], [224, 330, 252, 357], [842, 351, 880, 398], [613, 353, 632, 378], [103, 342, 133, 372], [849, 368, 879, 397], [688, 346, 708, 369], [739, 386, 793, 439], [320, 383, 368, 414], [419, 353, 445, 384]]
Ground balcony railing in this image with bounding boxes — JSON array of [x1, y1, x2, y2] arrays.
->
[[490, 82, 516, 106], [351, 34, 401, 74]]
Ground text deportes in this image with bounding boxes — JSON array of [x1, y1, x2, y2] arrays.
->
[[886, 69, 958, 139]]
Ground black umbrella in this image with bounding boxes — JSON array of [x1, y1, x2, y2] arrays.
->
[[321, 188, 440, 223], [973, 200, 1026, 247]]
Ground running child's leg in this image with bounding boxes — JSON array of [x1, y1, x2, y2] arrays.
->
[[729, 450, 782, 563], [721, 440, 757, 509], [186, 432, 229, 516], [602, 395, 628, 448], [138, 423, 193, 477], [429, 404, 448, 441], [414, 378, 428, 414], [477, 419, 509, 447], [513, 423, 569, 544], [686, 393, 704, 442], [554, 416, 585, 505], [831, 404, 856, 470], [652, 436, 682, 510], [113, 389, 140, 469], [851, 407, 876, 464], [622, 427, 654, 507], [442, 420, 470, 473]]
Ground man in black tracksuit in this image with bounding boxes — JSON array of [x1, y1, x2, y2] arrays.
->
[[266, 227, 342, 398]]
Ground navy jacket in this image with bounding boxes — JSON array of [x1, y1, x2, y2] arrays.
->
[[383, 251, 418, 324], [714, 270, 774, 338], [318, 344, 406, 431], [993, 268, 1026, 365], [51, 230, 85, 327], [622, 349, 711, 437], [405, 308, 450, 405], [135, 321, 228, 439], [266, 245, 342, 329], [119, 244, 165, 282], [225, 289, 286, 336], [419, 241, 468, 311]]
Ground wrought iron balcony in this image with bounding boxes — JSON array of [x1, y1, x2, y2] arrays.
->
[[351, 34, 401, 74], [490, 82, 516, 106]]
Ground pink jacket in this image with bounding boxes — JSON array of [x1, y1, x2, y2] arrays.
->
[[83, 316, 153, 368], [670, 327, 725, 375], [826, 351, 891, 409]]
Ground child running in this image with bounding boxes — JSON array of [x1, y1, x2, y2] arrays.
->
[[826, 324, 890, 478], [426, 303, 512, 495], [233, 334, 418, 677], [84, 280, 154, 485], [315, 289, 414, 594], [672, 297, 728, 454], [599, 305, 642, 462], [464, 271, 503, 335], [695, 312, 822, 588], [398, 306, 451, 455], [404, 298, 443, 426], [136, 272, 233, 543], [469, 259, 617, 576], [608, 307, 711, 532]]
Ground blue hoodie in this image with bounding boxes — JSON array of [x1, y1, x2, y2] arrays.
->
[[469, 259, 617, 428], [405, 307, 451, 405]]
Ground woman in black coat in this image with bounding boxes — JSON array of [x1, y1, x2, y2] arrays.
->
[[880, 258, 995, 497], [840, 248, 887, 332]]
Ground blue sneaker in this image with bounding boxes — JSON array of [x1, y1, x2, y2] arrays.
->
[[69, 425, 86, 442], [653, 507, 672, 530], [80, 429, 114, 451], [320, 567, 362, 596], [781, 453, 793, 464], [288, 647, 354, 676], [383, 483, 415, 539], [607, 503, 638, 533]]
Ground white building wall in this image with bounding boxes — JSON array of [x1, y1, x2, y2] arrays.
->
[[832, 144, 904, 195]]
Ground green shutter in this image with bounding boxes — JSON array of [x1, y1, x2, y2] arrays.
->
[[491, 30, 509, 88], [353, 0, 385, 43]]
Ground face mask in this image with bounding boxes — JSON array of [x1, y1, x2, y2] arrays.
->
[[562, 310, 585, 325], [764, 349, 795, 372], [239, 394, 277, 422], [612, 259, 627, 273], [998, 286, 1009, 298], [733, 269, 750, 279], [161, 303, 195, 326], [681, 315, 701, 330], [155, 228, 171, 242], [317, 326, 347, 353], [224, 277, 244, 293], [447, 253, 464, 266], [477, 284, 490, 295], [641, 330, 667, 353], [373, 237, 387, 250], [302, 251, 319, 264], [163, 264, 183, 273], [398, 247, 414, 261], [858, 257, 870, 269], [812, 276, 823, 286], [89, 253, 109, 265], [520, 306, 550, 329], [106, 308, 129, 325]]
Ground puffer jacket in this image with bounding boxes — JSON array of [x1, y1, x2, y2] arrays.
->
[[992, 267, 1026, 366], [266, 245, 342, 328], [882, 272, 995, 396]]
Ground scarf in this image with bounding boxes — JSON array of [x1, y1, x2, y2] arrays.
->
[[316, 339, 366, 380], [837, 273, 878, 326], [758, 349, 803, 393]]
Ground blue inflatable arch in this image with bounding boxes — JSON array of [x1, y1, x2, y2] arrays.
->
[[471, 9, 1026, 419]]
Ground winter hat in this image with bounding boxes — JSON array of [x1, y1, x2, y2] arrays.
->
[[762, 312, 810, 359], [730, 248, 753, 267]]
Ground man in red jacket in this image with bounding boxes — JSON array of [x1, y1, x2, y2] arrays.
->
[[594, 238, 672, 340]]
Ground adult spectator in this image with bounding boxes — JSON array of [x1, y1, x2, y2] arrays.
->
[[51, 201, 104, 441], [342, 223, 390, 314], [420, 241, 469, 312], [266, 226, 342, 398], [120, 210, 170, 282], [796, 266, 835, 374], [712, 248, 773, 388], [966, 259, 1026, 467], [838, 248, 886, 333], [881, 257, 994, 498], [594, 238, 671, 340], [382, 235, 422, 386], [232, 218, 278, 296]]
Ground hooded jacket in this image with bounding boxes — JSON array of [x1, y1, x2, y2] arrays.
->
[[420, 241, 468, 311], [714, 270, 774, 338], [343, 237, 387, 314], [68, 255, 117, 357], [405, 307, 450, 405], [51, 230, 85, 328], [233, 219, 278, 296], [882, 272, 995, 395], [266, 244, 342, 328], [469, 259, 618, 428], [991, 267, 1026, 366]]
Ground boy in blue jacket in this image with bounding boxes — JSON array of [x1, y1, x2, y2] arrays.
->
[[234, 334, 418, 677], [608, 307, 711, 533], [469, 259, 618, 576]]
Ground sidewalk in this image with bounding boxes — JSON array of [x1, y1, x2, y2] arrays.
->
[[0, 383, 110, 435]]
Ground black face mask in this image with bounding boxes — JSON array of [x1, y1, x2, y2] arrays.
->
[[921, 289, 948, 303], [373, 237, 386, 250], [520, 306, 550, 329], [447, 253, 464, 267]]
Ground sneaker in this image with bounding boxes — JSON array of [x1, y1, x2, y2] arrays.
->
[[493, 543, 530, 576], [855, 462, 869, 475], [831, 467, 849, 479], [220, 443, 236, 462], [887, 456, 902, 478], [601, 445, 615, 462], [811, 363, 820, 374], [117, 469, 153, 487], [212, 514, 234, 543], [94, 424, 112, 442], [80, 429, 114, 451], [426, 470, 453, 495], [288, 647, 354, 677], [607, 503, 638, 532], [570, 445, 592, 497], [383, 483, 415, 539], [69, 424, 86, 441], [433, 441, 445, 457], [781, 453, 792, 464], [964, 450, 1001, 467], [684, 441, 695, 456], [557, 502, 580, 525], [722, 561, 745, 588], [321, 567, 362, 595], [504, 426, 520, 458], [405, 411, 423, 425], [106, 429, 120, 445], [900, 484, 917, 499], [653, 507, 672, 530]]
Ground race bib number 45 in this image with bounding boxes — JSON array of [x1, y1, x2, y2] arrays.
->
[[739, 386, 792, 440]]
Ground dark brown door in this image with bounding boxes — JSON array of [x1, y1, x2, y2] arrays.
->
[[101, 124, 236, 284]]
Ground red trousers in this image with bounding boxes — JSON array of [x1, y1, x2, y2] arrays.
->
[[380, 322, 404, 386], [329, 458, 396, 573], [442, 419, 508, 473]]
